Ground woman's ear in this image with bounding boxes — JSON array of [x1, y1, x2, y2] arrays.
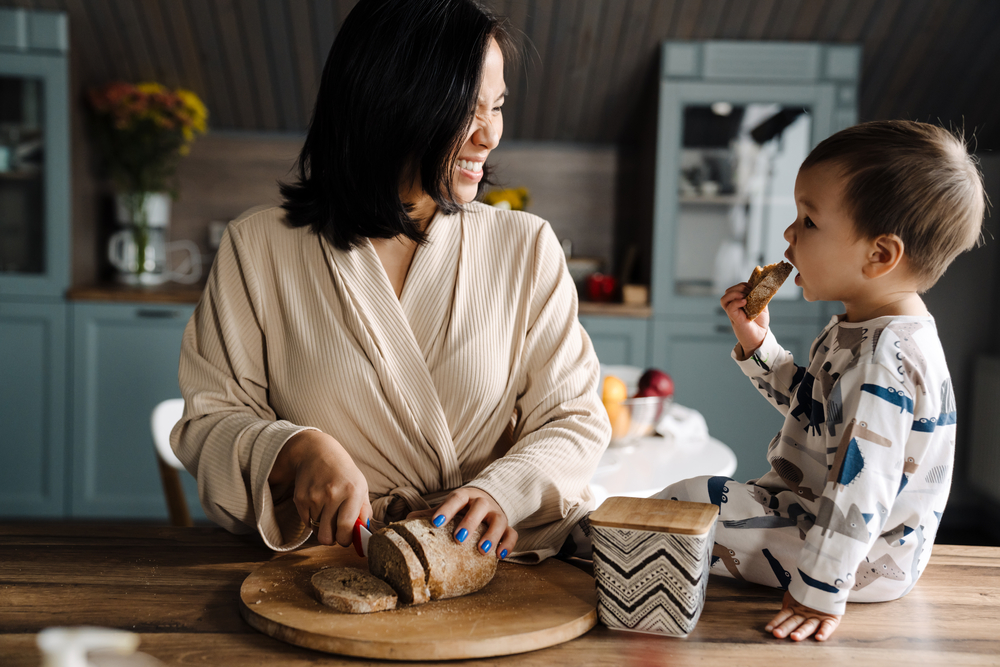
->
[[862, 234, 904, 279]]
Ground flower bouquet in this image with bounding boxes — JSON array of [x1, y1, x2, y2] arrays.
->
[[87, 82, 207, 277]]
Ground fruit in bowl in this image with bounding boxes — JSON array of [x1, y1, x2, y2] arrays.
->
[[609, 395, 673, 447]]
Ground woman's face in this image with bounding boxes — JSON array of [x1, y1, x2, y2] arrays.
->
[[453, 38, 506, 204]]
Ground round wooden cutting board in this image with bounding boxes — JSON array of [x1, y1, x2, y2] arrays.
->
[[239, 545, 598, 660]]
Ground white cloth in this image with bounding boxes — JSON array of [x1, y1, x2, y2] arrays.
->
[[171, 202, 611, 559]]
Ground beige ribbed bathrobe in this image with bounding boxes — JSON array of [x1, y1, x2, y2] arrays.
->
[[171, 202, 610, 558]]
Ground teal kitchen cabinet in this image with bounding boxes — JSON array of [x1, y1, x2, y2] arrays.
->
[[70, 302, 203, 519], [0, 299, 67, 516], [650, 317, 820, 481], [579, 315, 649, 367]]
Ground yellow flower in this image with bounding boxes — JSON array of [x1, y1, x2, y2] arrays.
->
[[176, 89, 208, 134], [136, 81, 167, 96]]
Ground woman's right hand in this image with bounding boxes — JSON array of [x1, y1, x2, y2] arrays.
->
[[721, 282, 768, 360], [268, 430, 372, 547]]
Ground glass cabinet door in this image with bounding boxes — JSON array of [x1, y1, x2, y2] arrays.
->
[[0, 74, 45, 276], [0, 24, 69, 298]]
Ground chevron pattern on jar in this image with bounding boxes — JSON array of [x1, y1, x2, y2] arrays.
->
[[592, 524, 715, 637]]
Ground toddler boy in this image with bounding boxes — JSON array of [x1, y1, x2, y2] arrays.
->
[[653, 120, 985, 641]]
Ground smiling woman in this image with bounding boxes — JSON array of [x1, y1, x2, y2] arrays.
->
[[170, 0, 610, 563]]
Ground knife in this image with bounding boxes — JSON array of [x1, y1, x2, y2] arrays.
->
[[352, 515, 378, 557]]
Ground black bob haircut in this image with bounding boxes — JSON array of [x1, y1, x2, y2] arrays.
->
[[280, 0, 516, 251]]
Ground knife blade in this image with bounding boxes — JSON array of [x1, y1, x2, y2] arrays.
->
[[352, 515, 374, 557]]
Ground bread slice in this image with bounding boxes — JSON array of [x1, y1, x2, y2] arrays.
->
[[388, 518, 497, 601], [367, 528, 431, 604], [743, 261, 793, 320], [310, 567, 398, 613]]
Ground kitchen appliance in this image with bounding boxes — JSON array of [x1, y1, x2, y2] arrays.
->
[[107, 193, 201, 285]]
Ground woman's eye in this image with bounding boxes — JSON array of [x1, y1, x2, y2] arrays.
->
[[803, 217, 816, 229]]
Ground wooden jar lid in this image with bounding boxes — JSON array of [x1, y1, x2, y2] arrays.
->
[[589, 497, 718, 535]]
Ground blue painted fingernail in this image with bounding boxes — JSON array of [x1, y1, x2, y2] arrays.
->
[[500, 549, 508, 559], [456, 528, 468, 543], [432, 514, 446, 527], [366, 517, 371, 530], [481, 540, 492, 553]]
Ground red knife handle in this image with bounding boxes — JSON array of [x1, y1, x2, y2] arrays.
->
[[352, 517, 365, 557]]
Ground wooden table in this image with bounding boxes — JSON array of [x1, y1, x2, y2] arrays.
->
[[2, 523, 998, 666]]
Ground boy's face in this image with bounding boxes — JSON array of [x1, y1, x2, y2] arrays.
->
[[784, 163, 871, 303]]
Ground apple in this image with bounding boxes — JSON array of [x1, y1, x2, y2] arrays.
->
[[638, 368, 674, 398]]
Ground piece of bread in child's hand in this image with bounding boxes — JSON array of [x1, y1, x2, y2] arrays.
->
[[743, 261, 793, 320]]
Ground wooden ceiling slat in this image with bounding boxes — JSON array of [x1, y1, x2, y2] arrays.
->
[[260, 0, 303, 131], [62, 0, 110, 84], [287, 0, 320, 128], [894, 0, 981, 124], [860, 0, 932, 116], [536, 0, 583, 141], [869, 0, 952, 121], [310, 0, 337, 69], [497, 0, 530, 139], [764, 0, 803, 40], [214, 0, 259, 130], [933, 2, 1000, 129], [516, 0, 554, 140], [854, 0, 905, 120], [551, 0, 603, 141], [600, 0, 655, 142], [789, 0, 827, 41], [138, 0, 182, 89], [234, 0, 279, 132], [578, 0, 631, 142], [183, 0, 238, 129], [814, 0, 853, 41], [695, 0, 730, 40], [837, 0, 879, 42], [335, 0, 358, 26], [85, 0, 136, 82], [743, 0, 778, 40], [159, 0, 209, 108], [109, 0, 157, 82], [672, 0, 703, 40], [718, 0, 752, 39]]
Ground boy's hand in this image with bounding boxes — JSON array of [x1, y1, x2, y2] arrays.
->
[[766, 591, 842, 641], [721, 283, 768, 359]]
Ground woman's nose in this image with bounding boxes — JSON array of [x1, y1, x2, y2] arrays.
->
[[473, 116, 500, 150]]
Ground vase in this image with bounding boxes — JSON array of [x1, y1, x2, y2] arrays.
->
[[108, 192, 171, 286]]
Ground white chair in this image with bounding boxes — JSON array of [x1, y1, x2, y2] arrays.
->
[[151, 398, 192, 527]]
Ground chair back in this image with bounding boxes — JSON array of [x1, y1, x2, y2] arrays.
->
[[151, 398, 185, 470]]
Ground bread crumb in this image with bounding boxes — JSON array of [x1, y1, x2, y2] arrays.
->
[[255, 600, 261, 604]]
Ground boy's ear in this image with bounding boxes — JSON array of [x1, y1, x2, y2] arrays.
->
[[862, 234, 904, 279]]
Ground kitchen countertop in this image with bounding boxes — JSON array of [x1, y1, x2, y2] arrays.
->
[[67, 283, 652, 317], [2, 523, 997, 665]]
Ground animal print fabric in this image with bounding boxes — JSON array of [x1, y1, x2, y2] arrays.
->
[[652, 315, 954, 615]]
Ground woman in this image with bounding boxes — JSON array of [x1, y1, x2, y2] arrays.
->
[[171, 0, 609, 562]]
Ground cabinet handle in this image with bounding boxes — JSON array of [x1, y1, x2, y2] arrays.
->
[[136, 309, 179, 319]]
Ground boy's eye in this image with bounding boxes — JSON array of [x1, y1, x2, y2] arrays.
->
[[803, 217, 816, 229]]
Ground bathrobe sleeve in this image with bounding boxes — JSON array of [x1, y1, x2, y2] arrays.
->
[[465, 225, 611, 552], [170, 216, 316, 551]]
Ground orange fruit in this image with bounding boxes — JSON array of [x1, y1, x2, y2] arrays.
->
[[602, 376, 628, 421], [610, 406, 632, 439]]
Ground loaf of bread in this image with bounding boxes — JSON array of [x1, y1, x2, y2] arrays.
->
[[367, 527, 431, 605], [310, 567, 398, 613], [387, 518, 497, 600], [743, 261, 793, 320]]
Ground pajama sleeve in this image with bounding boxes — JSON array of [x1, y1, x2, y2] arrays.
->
[[788, 361, 911, 615], [465, 223, 611, 548], [733, 328, 808, 417]]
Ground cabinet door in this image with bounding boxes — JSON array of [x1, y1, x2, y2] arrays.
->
[[578, 316, 649, 367], [650, 317, 819, 480], [71, 302, 203, 519], [0, 299, 66, 516]]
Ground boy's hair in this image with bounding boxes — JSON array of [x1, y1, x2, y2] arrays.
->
[[801, 120, 985, 290]]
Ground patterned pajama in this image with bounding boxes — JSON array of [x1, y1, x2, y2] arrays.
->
[[653, 315, 955, 615]]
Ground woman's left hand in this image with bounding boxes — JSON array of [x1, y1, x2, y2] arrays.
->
[[408, 487, 517, 559]]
